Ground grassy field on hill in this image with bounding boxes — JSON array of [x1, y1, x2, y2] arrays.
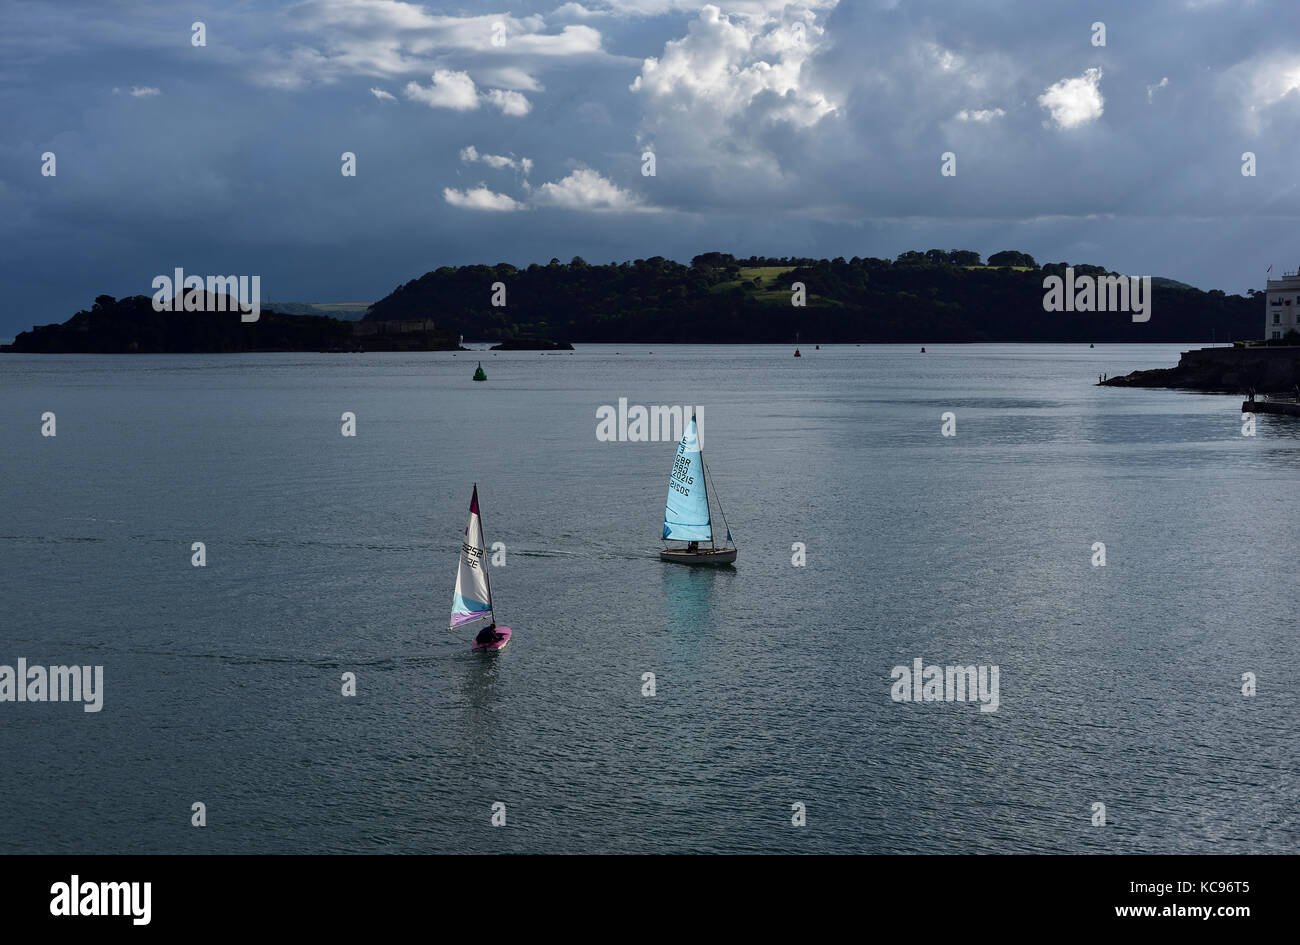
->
[[711, 266, 842, 305]]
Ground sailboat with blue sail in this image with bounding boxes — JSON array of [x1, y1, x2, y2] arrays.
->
[[450, 484, 511, 650], [660, 411, 737, 565]]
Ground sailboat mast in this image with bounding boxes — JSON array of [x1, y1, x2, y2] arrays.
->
[[476, 483, 496, 623], [701, 445, 713, 550], [694, 411, 714, 549]]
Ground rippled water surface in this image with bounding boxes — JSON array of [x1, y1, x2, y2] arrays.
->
[[0, 344, 1295, 853]]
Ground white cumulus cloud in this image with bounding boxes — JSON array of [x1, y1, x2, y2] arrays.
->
[[443, 186, 524, 211], [404, 69, 480, 110], [445, 165, 651, 212], [531, 167, 649, 211], [1038, 67, 1104, 129], [550, 2, 609, 19], [630, 5, 835, 128], [484, 88, 531, 116], [601, 0, 836, 16], [369, 87, 396, 101], [460, 146, 533, 175], [626, 3, 839, 196]]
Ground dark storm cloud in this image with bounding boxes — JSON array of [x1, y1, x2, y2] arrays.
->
[[1, 0, 1298, 338]]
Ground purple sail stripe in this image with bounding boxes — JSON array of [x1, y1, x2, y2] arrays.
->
[[451, 610, 491, 628]]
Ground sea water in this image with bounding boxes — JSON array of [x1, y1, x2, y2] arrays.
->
[[0, 345, 1295, 853]]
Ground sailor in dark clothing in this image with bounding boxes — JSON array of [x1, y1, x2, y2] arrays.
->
[[475, 622, 500, 646], [687, 541, 699, 552]]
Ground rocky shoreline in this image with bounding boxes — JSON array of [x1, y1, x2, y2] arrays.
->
[[1102, 345, 1300, 394]]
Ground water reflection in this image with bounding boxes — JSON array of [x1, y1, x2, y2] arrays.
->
[[451, 632, 507, 742], [659, 563, 733, 659]]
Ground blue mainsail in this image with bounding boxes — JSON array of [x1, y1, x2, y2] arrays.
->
[[663, 414, 712, 542]]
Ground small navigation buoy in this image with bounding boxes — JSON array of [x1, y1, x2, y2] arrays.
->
[[473, 362, 487, 382], [794, 348, 801, 357], [815, 344, 820, 350], [1090, 343, 1095, 349], [920, 347, 926, 353]]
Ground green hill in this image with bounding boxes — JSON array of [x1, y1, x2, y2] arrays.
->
[[365, 251, 1260, 343]]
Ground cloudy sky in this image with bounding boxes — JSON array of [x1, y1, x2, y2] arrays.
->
[[2, 0, 1299, 337]]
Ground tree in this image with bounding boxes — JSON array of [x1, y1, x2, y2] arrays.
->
[[988, 250, 1037, 268], [691, 252, 736, 269]]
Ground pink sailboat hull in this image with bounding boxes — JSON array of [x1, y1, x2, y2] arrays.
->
[[471, 626, 512, 652]]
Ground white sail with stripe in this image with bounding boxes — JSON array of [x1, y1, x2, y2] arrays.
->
[[450, 484, 494, 628]]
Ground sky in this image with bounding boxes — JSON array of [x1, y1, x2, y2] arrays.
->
[[2, 0, 1299, 338]]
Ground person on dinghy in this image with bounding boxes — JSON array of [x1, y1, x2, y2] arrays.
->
[[475, 622, 501, 646], [687, 541, 699, 553]]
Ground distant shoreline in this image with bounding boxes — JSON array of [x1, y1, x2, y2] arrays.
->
[[3, 340, 1235, 354], [9, 250, 1257, 351]]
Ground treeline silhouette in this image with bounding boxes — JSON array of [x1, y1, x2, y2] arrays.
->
[[6, 252, 1264, 351], [366, 251, 1260, 343], [3, 294, 362, 353]]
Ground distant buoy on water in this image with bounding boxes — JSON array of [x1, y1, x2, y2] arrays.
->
[[1090, 343, 1095, 348], [794, 348, 801, 357], [920, 347, 926, 353], [815, 344, 820, 350], [473, 362, 487, 382]]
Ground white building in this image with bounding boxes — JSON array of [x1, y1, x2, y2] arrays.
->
[[1266, 270, 1300, 340]]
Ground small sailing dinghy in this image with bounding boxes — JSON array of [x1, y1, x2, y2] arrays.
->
[[660, 411, 737, 566], [450, 484, 512, 651]]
